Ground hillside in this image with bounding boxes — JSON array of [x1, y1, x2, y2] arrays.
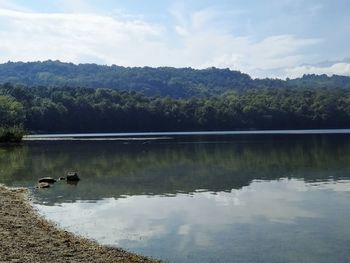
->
[[1, 61, 350, 98], [1, 84, 350, 133]]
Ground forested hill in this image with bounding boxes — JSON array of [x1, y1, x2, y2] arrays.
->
[[1, 61, 350, 98], [1, 84, 350, 133]]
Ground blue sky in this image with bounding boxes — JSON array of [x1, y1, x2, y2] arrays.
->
[[0, 0, 349, 78]]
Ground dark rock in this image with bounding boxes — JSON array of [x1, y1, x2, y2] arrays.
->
[[66, 172, 80, 181], [58, 177, 66, 181], [38, 177, 56, 184], [37, 182, 50, 188]]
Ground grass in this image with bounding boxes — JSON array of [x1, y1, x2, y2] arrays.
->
[[0, 126, 26, 143]]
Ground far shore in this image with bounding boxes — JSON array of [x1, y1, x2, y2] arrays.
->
[[0, 185, 160, 263]]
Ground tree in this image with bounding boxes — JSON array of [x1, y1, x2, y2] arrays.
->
[[0, 95, 25, 126]]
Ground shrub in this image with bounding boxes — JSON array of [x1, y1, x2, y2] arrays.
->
[[0, 126, 26, 143]]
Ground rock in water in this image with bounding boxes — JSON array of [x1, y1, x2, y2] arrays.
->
[[66, 172, 80, 181], [38, 177, 57, 183], [37, 182, 50, 188]]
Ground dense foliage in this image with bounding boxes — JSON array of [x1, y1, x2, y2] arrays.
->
[[0, 126, 26, 143], [1, 61, 350, 98], [1, 84, 350, 133]]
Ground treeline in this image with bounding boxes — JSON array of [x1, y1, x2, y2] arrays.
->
[[1, 84, 350, 133], [1, 61, 350, 98]]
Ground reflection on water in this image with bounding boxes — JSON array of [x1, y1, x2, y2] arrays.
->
[[34, 179, 350, 263], [1, 134, 350, 262]]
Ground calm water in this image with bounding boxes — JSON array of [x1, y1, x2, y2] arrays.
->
[[1, 132, 350, 262]]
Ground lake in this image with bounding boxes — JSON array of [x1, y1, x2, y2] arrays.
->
[[1, 131, 350, 262]]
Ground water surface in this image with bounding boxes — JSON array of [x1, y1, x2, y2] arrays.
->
[[1, 132, 350, 262]]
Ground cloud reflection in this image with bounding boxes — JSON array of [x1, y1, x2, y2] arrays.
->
[[32, 178, 350, 261], [34, 179, 332, 244]]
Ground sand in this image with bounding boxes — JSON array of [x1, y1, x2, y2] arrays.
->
[[0, 185, 160, 263]]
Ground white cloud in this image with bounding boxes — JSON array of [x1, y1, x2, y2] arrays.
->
[[285, 62, 350, 78], [196, 34, 320, 76], [0, 8, 163, 64], [0, 6, 321, 78], [0, 0, 31, 12]]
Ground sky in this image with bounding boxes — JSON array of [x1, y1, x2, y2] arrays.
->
[[0, 0, 349, 79]]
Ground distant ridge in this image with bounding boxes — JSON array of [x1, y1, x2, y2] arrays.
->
[[0, 60, 350, 98]]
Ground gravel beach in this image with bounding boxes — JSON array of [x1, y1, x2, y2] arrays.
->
[[0, 185, 160, 263]]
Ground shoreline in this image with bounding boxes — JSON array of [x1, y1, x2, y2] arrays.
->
[[0, 185, 160, 263]]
